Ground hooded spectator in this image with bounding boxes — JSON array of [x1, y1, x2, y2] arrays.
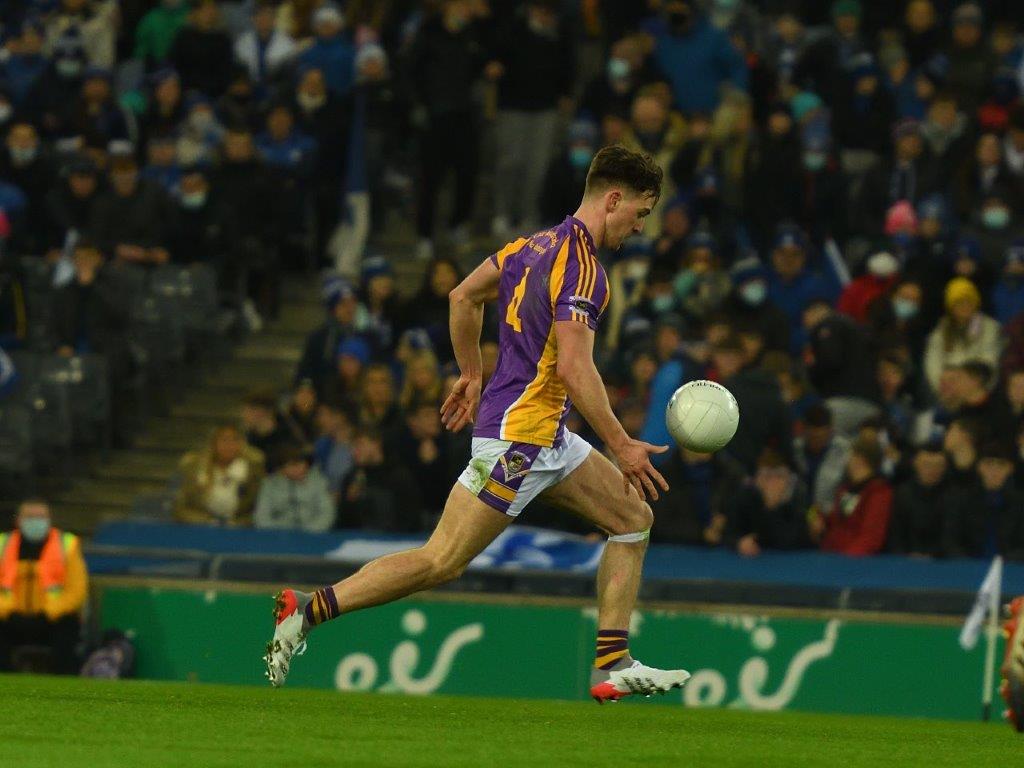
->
[[169, 0, 234, 98], [253, 443, 335, 532], [814, 436, 893, 556], [726, 447, 811, 556], [887, 441, 961, 557], [297, 4, 356, 97]]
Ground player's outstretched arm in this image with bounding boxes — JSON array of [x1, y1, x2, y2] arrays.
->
[[554, 320, 668, 501], [442, 258, 501, 432]]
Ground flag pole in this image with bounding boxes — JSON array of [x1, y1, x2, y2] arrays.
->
[[980, 556, 1003, 722]]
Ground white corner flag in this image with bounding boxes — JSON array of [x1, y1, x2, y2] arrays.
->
[[960, 556, 1003, 651], [959, 556, 1003, 721]]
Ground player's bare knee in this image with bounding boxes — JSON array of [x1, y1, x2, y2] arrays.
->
[[607, 501, 653, 539]]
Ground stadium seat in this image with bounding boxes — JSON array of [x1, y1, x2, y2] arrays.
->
[[0, 401, 34, 479], [7, 352, 73, 476], [38, 354, 112, 452]]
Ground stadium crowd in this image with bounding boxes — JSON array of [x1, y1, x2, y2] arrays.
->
[[2, 0, 1024, 562]]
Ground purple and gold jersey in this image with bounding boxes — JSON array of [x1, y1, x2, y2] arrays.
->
[[474, 215, 609, 448]]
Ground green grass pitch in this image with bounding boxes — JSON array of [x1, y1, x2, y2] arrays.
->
[[1, 674, 1019, 767]]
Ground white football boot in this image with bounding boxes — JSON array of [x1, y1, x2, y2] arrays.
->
[[264, 589, 309, 688], [590, 659, 691, 704]]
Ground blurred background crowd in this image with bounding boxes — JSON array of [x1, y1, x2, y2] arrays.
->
[[1, 0, 1024, 562]]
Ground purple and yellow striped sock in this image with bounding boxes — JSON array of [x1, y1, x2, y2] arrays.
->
[[594, 629, 630, 670], [303, 587, 340, 629]]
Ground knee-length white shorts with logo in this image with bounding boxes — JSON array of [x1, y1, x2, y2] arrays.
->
[[457, 430, 592, 518]]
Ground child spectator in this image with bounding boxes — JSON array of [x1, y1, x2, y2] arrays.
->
[[254, 444, 335, 532]]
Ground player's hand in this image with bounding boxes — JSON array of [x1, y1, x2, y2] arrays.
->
[[440, 374, 481, 433], [611, 437, 669, 502]]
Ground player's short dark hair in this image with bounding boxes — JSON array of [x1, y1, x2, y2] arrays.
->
[[584, 145, 663, 201]]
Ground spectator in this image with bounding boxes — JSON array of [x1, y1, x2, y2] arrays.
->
[[254, 443, 335, 532], [0, 499, 87, 674], [45, 0, 117, 70], [833, 54, 895, 156], [52, 239, 129, 361], [218, 65, 261, 133], [134, 0, 189, 72], [42, 156, 99, 260], [360, 256, 400, 354], [943, 416, 982, 490], [313, 398, 355, 505], [400, 349, 442, 410], [579, 35, 650, 123], [901, 0, 940, 69], [993, 240, 1024, 324], [875, 352, 919, 445], [645, 0, 748, 114], [296, 275, 366, 392], [726, 448, 811, 557], [140, 135, 182, 196], [943, 2, 997, 115], [385, 400, 452, 515], [802, 298, 876, 402], [540, 120, 596, 228], [359, 362, 399, 431], [837, 251, 900, 324], [1006, 106, 1024, 181], [341, 427, 422, 531], [240, 389, 293, 471], [292, 65, 351, 255], [169, 0, 234, 98], [1, 121, 54, 255], [622, 90, 688, 236], [405, 257, 461, 363], [214, 128, 281, 322], [169, 164, 223, 265], [297, 4, 356, 97], [946, 442, 1024, 560], [745, 103, 801, 251], [887, 441, 959, 557], [793, 404, 851, 513], [89, 152, 172, 266], [765, 224, 841, 350], [234, 0, 298, 87], [3, 20, 48, 107], [59, 67, 131, 150], [176, 93, 224, 166], [489, 0, 574, 236], [649, 448, 745, 546], [281, 379, 320, 448], [867, 277, 930, 362], [673, 232, 730, 323], [951, 360, 1014, 443], [721, 257, 790, 353], [923, 277, 1001, 393], [21, 34, 86, 137], [138, 69, 184, 150], [920, 92, 972, 188], [955, 132, 1019, 222], [709, 333, 792, 472], [813, 436, 893, 556], [174, 424, 265, 526], [858, 119, 938, 234], [408, 0, 490, 258]]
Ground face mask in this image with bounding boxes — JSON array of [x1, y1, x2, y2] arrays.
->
[[569, 146, 593, 169], [739, 280, 767, 306], [10, 146, 37, 165], [19, 517, 50, 543], [607, 57, 630, 81], [892, 297, 919, 320], [0, 104, 11, 123], [181, 191, 207, 209], [297, 92, 327, 111], [802, 151, 827, 171], [651, 294, 675, 313], [56, 58, 83, 78], [983, 207, 1010, 230]]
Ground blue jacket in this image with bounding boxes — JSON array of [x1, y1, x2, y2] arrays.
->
[[766, 265, 842, 352], [647, 17, 748, 112], [2, 53, 47, 104], [298, 35, 356, 96], [641, 358, 688, 465], [992, 278, 1024, 325], [255, 130, 317, 176]]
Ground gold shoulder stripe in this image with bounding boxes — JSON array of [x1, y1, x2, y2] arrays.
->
[[494, 237, 529, 270], [548, 235, 572, 308]]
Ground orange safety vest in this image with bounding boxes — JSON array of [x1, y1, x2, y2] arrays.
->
[[0, 528, 73, 594]]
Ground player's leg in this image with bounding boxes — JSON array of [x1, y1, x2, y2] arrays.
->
[[539, 447, 652, 631], [264, 483, 511, 686], [326, 483, 510, 615], [540, 443, 690, 702]]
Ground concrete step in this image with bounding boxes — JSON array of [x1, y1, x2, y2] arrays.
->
[[47, 477, 168, 508], [93, 455, 175, 483]]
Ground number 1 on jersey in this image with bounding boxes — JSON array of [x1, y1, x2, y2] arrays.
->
[[505, 267, 531, 333]]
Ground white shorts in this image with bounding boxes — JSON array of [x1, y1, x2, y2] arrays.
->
[[457, 430, 593, 518]]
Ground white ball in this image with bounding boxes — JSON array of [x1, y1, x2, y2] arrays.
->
[[665, 380, 740, 453]]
